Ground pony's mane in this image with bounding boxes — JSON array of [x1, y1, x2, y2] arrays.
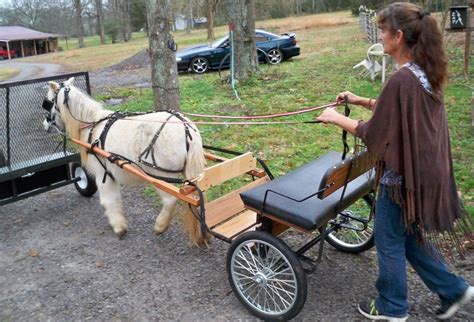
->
[[59, 85, 111, 141]]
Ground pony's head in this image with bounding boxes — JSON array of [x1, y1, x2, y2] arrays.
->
[[42, 77, 75, 133]]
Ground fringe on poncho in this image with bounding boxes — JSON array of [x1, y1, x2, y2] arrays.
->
[[355, 67, 473, 259]]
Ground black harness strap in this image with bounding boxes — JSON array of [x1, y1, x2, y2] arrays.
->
[[341, 96, 351, 160], [97, 112, 129, 149], [138, 114, 180, 172], [138, 110, 194, 173], [90, 139, 116, 183]]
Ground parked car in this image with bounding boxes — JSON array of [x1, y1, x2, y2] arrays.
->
[[0, 47, 16, 59], [176, 29, 300, 74]]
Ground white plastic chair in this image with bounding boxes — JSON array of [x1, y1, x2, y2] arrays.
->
[[353, 43, 387, 82]]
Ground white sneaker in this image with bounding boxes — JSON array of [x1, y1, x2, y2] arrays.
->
[[436, 285, 474, 320]]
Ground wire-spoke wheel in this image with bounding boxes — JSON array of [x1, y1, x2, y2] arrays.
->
[[267, 48, 283, 65], [227, 231, 307, 320], [71, 162, 97, 197], [190, 57, 209, 74], [325, 193, 375, 253]]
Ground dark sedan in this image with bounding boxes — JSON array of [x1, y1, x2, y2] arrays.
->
[[176, 29, 300, 74]]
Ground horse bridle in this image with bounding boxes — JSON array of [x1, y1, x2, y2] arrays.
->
[[42, 83, 73, 132]]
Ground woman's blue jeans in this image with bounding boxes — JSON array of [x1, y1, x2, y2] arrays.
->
[[374, 185, 469, 317]]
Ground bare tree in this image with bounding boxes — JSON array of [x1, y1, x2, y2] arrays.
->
[[73, 0, 85, 48], [206, 0, 219, 40], [223, 0, 259, 82], [95, 0, 106, 44], [9, 0, 47, 29], [147, 0, 180, 111]]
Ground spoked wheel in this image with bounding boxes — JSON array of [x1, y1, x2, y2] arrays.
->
[[325, 193, 375, 253], [71, 162, 97, 197], [190, 57, 209, 74], [226, 231, 307, 320], [267, 48, 283, 65]]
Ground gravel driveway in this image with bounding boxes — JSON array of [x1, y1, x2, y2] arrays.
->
[[1, 183, 473, 321], [1, 55, 472, 321], [0, 62, 62, 84]]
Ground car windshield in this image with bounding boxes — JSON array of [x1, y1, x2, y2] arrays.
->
[[211, 35, 228, 48]]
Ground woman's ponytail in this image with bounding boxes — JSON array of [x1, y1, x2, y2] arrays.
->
[[413, 14, 448, 94]]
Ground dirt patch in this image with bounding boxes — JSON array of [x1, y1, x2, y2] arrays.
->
[[108, 49, 151, 71], [88, 49, 152, 93]]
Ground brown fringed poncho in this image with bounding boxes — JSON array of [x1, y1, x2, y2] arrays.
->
[[356, 67, 470, 242]]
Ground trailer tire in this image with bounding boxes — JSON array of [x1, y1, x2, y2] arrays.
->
[[71, 162, 97, 197], [227, 231, 307, 321]]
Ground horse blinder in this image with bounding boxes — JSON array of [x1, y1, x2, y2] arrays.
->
[[42, 98, 54, 112]]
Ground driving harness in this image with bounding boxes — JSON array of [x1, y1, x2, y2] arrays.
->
[[43, 83, 196, 183]]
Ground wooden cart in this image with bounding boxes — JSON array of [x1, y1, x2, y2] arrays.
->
[[72, 137, 376, 321]]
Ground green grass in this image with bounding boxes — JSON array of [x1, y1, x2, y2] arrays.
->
[[94, 14, 472, 217], [58, 32, 148, 50]]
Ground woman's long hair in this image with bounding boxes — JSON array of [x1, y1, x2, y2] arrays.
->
[[377, 2, 448, 95]]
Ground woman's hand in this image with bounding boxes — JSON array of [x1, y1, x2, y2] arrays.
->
[[336, 91, 362, 105], [316, 107, 341, 124]]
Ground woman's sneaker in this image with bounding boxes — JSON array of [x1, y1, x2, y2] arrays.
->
[[358, 299, 408, 321], [436, 286, 474, 320]]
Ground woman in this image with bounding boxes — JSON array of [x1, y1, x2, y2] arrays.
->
[[317, 3, 473, 321]]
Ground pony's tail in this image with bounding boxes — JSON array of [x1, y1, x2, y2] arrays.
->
[[182, 130, 208, 247]]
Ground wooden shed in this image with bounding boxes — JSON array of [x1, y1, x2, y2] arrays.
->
[[0, 26, 61, 59]]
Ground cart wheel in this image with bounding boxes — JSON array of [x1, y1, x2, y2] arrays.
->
[[71, 162, 97, 197], [226, 231, 307, 321], [325, 193, 375, 254]]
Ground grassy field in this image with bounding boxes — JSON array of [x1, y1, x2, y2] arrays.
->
[[19, 11, 474, 216], [0, 67, 20, 81]]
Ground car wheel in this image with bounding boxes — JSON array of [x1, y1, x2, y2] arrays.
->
[[267, 48, 283, 65], [190, 57, 210, 74]]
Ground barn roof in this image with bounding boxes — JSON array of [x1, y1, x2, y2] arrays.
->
[[0, 26, 61, 42]]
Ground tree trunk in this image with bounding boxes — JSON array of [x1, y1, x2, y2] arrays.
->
[[224, 0, 259, 83], [95, 0, 106, 44], [74, 0, 85, 48], [125, 0, 132, 40], [147, 0, 180, 111], [112, 0, 126, 42], [206, 0, 219, 40], [186, 0, 193, 34]]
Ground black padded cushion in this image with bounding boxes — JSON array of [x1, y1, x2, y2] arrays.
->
[[239, 151, 375, 231]]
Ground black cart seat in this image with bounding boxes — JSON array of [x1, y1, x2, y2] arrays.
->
[[239, 151, 375, 231]]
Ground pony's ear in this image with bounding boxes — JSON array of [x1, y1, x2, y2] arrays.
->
[[48, 81, 59, 91], [65, 77, 75, 86]]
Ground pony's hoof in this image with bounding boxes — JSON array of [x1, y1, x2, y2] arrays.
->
[[154, 225, 169, 235], [116, 229, 128, 240], [195, 236, 211, 249]]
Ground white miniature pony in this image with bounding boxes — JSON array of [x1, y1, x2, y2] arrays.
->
[[42, 77, 207, 246]]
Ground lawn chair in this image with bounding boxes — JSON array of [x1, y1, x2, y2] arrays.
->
[[353, 43, 386, 82]]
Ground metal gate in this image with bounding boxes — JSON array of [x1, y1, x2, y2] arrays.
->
[[0, 72, 91, 205]]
